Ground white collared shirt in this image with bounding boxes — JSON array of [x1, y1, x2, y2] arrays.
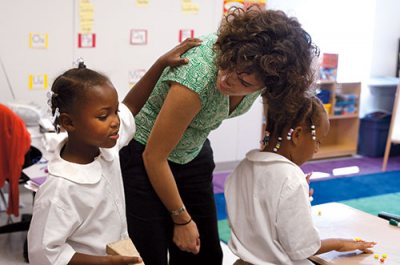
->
[[28, 103, 135, 265], [225, 150, 321, 265]]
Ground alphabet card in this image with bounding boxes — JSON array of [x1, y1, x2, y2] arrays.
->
[[78, 33, 96, 48], [29, 33, 48, 49], [29, 74, 48, 90], [128, 69, 146, 87], [179, 29, 194, 42], [130, 29, 147, 45]]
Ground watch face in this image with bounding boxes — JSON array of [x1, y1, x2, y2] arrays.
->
[[170, 206, 186, 216]]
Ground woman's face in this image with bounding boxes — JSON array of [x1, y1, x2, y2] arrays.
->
[[216, 69, 265, 96]]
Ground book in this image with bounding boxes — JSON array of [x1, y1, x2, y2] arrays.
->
[[320, 53, 339, 81], [106, 238, 144, 265]]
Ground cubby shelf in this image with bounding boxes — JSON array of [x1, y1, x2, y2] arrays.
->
[[314, 81, 361, 159]]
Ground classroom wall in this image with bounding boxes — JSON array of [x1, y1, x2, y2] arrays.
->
[[1, 0, 399, 164], [0, 0, 262, 164]]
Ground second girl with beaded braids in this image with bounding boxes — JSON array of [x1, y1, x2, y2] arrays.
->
[[27, 38, 201, 265], [225, 96, 376, 265]]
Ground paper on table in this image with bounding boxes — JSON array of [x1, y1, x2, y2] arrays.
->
[[22, 157, 48, 186]]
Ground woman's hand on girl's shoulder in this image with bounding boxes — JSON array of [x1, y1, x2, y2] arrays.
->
[[158, 38, 202, 68]]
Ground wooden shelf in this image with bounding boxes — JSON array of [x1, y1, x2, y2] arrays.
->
[[313, 144, 357, 160], [329, 113, 359, 120], [313, 81, 361, 159]]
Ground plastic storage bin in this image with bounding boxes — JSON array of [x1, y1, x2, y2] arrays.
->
[[358, 111, 399, 157], [358, 112, 389, 157]]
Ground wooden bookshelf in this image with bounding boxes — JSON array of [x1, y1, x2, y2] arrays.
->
[[314, 82, 361, 159]]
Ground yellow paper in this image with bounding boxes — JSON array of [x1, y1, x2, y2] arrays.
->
[[29, 33, 48, 49], [135, 0, 149, 7], [182, 2, 199, 14], [29, 74, 48, 90]]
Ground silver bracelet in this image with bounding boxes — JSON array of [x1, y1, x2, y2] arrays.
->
[[170, 206, 186, 216]]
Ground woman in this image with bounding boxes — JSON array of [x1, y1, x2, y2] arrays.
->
[[120, 7, 319, 265]]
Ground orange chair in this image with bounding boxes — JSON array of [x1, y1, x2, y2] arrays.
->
[[0, 103, 32, 261], [0, 103, 31, 216]]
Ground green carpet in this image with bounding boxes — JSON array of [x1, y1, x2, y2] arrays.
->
[[341, 192, 400, 216], [218, 192, 400, 243]]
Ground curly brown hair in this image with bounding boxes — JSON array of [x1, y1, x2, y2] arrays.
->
[[214, 7, 319, 105]]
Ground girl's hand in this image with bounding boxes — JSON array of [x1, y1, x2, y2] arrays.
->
[[173, 219, 201, 254], [158, 38, 202, 68], [337, 239, 377, 254]]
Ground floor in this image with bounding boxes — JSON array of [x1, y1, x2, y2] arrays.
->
[[1, 155, 399, 264], [0, 188, 32, 265]]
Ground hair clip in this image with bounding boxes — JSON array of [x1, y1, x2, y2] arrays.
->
[[273, 137, 282, 152], [261, 130, 270, 146], [51, 107, 60, 125], [286, 128, 294, 140], [311, 124, 316, 141], [73, 57, 86, 69], [46, 90, 53, 99]]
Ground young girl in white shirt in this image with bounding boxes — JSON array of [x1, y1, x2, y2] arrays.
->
[[225, 95, 376, 265], [27, 38, 201, 265]]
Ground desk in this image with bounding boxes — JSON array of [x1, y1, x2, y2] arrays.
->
[[310, 203, 400, 265]]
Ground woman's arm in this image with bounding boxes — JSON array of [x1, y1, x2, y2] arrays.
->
[[123, 38, 202, 116], [69, 253, 142, 265], [142, 82, 202, 254]]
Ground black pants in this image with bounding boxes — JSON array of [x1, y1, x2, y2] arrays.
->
[[120, 139, 223, 265]]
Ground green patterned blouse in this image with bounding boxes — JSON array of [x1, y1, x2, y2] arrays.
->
[[134, 33, 261, 164]]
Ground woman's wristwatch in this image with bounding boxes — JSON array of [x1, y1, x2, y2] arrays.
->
[[170, 206, 186, 216]]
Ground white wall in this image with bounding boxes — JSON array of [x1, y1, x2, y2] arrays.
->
[[1, 0, 400, 164], [360, 0, 400, 116], [0, 0, 262, 164]]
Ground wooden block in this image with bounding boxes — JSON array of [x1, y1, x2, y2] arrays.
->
[[106, 238, 144, 265]]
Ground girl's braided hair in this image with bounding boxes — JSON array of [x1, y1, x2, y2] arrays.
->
[[265, 95, 325, 142], [48, 61, 110, 127]]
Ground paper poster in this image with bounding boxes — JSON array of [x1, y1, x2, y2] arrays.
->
[[29, 33, 48, 49], [130, 29, 147, 45], [181, 0, 199, 14], [79, 0, 94, 33], [129, 69, 146, 87], [29, 74, 48, 90], [135, 0, 149, 7], [223, 0, 266, 14], [78, 33, 96, 48], [179, 29, 194, 42]]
